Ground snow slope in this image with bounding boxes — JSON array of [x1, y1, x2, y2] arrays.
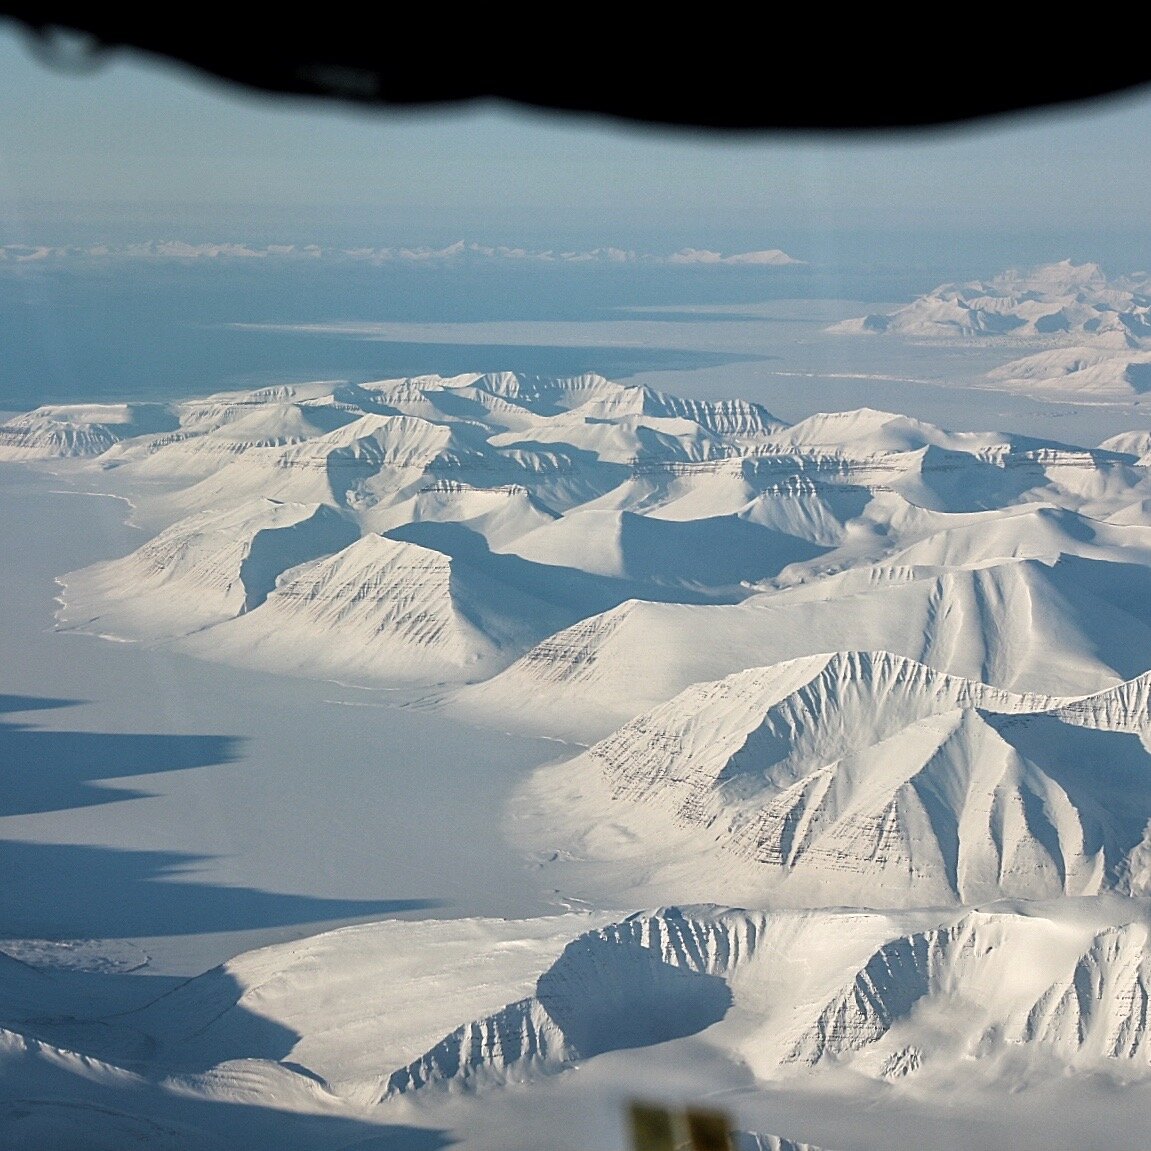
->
[[40, 903, 1150, 1106], [58, 499, 359, 641], [453, 554, 1151, 739], [986, 346, 1151, 399], [7, 901, 1151, 1148], [176, 532, 570, 684]]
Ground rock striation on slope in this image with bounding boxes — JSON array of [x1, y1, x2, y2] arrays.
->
[[58, 499, 359, 641], [0, 402, 181, 460], [11, 347, 1151, 1141], [383, 908, 759, 1094], [130, 904, 1151, 1102], [776, 906, 1151, 1080], [1007, 921, 1151, 1061], [455, 553, 1151, 739], [177, 532, 567, 682], [520, 652, 1151, 907]]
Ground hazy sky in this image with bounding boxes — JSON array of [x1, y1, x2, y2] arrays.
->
[[4, 23, 1151, 253]]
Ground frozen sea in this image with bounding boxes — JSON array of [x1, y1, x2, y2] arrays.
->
[[0, 464, 573, 974]]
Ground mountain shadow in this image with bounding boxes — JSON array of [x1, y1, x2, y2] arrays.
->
[[0, 693, 243, 818], [0, 1082, 451, 1151], [386, 520, 754, 622], [0, 839, 438, 939]]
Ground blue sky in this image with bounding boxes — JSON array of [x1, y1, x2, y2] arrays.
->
[[4, 23, 1151, 257]]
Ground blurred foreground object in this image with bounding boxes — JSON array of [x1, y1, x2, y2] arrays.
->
[[4, 10, 1151, 129], [628, 1100, 732, 1151]]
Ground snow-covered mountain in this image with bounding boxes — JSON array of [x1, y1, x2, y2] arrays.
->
[[12, 373, 1151, 906], [0, 402, 180, 460], [176, 531, 570, 683], [0, 238, 803, 267], [830, 261, 1151, 400], [8, 368, 1151, 1147], [515, 652, 1151, 907], [28, 903, 1148, 1105], [831, 260, 1151, 348], [7, 372, 1147, 702], [9, 899, 1150, 1147], [986, 346, 1151, 399], [454, 554, 1151, 739], [59, 499, 359, 641], [776, 905, 1151, 1083]]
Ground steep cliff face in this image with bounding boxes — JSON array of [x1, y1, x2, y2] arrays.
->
[[59, 499, 358, 640], [785, 914, 1003, 1066], [776, 909, 1151, 1080], [384, 908, 757, 1094], [1007, 922, 1151, 1061], [178, 532, 561, 683]]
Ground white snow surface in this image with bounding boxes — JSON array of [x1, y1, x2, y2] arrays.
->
[[513, 653, 1151, 908], [58, 498, 359, 642], [9, 366, 1151, 1148], [0, 402, 181, 460], [6, 902, 1151, 1148]]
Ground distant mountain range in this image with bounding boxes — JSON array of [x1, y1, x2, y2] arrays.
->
[[0, 240, 801, 267], [832, 260, 1151, 400]]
